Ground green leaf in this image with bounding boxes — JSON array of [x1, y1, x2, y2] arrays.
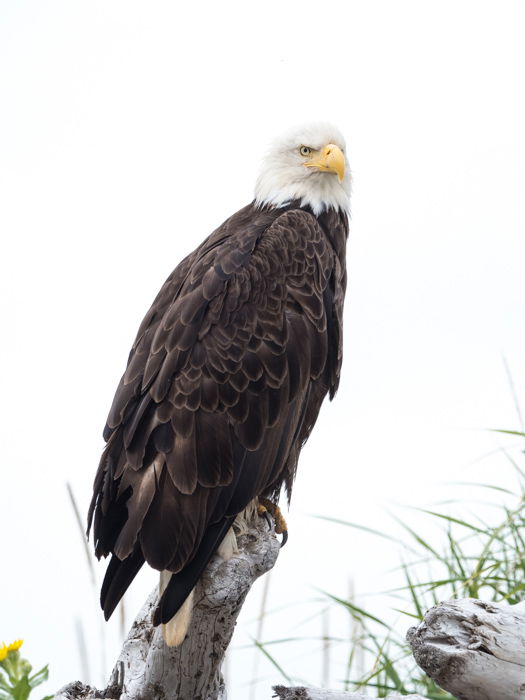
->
[[312, 515, 407, 546], [0, 676, 12, 691], [10, 676, 31, 700], [415, 509, 488, 534], [251, 638, 292, 683], [322, 591, 390, 628], [390, 515, 445, 562], [490, 429, 525, 438], [391, 607, 421, 620], [28, 667, 48, 689]]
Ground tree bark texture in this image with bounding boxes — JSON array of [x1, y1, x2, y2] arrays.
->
[[407, 597, 525, 700], [55, 518, 281, 700], [272, 687, 426, 700]]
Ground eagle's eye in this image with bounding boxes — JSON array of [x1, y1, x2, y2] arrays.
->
[[299, 146, 312, 157]]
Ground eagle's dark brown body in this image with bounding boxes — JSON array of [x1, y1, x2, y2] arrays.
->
[[88, 200, 348, 625]]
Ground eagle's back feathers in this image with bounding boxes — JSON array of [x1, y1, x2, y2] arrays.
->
[[88, 200, 348, 626]]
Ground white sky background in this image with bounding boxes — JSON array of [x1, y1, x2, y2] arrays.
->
[[1, 0, 525, 697]]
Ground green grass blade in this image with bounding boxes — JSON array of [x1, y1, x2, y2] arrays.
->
[[322, 591, 390, 628], [250, 638, 292, 683]]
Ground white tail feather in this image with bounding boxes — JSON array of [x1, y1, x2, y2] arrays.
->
[[159, 569, 171, 596], [160, 571, 194, 647], [158, 501, 259, 646], [217, 527, 238, 560]]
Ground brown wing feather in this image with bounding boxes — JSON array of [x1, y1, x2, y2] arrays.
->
[[88, 201, 348, 617]]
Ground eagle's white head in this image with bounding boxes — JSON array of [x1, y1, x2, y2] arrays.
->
[[255, 122, 351, 216]]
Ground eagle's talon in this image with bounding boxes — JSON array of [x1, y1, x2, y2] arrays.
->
[[257, 503, 273, 531], [258, 497, 288, 542]]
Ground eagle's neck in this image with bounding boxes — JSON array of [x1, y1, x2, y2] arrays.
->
[[254, 168, 351, 217]]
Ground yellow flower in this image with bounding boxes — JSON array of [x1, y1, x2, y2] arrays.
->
[[0, 639, 23, 661]]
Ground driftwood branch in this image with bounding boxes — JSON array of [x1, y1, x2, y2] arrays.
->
[[55, 518, 280, 700], [407, 598, 525, 700], [59, 528, 525, 700], [272, 687, 426, 700]]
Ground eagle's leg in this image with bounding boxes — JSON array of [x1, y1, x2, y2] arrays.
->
[[257, 497, 288, 547]]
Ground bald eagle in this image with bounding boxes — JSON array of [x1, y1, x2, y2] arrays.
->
[[88, 122, 350, 645]]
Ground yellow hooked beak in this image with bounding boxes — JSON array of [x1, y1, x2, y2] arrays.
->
[[303, 143, 345, 183]]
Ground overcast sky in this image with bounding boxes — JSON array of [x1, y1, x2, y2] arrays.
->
[[1, 1, 525, 697]]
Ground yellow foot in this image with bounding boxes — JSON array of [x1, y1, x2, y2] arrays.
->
[[258, 498, 289, 546]]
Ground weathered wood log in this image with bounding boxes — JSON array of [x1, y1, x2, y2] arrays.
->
[[272, 687, 426, 700], [54, 518, 280, 700], [407, 597, 525, 700]]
